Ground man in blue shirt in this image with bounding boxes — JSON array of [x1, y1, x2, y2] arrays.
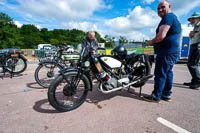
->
[[144, 0, 181, 102]]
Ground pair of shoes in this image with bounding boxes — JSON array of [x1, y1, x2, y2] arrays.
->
[[161, 96, 171, 102], [143, 95, 160, 103], [183, 82, 192, 86], [189, 83, 200, 90]]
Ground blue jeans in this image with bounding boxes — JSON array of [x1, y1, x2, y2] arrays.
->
[[187, 43, 200, 83], [152, 54, 179, 100]]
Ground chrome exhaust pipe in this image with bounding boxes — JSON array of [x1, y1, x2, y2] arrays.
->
[[99, 74, 153, 94]]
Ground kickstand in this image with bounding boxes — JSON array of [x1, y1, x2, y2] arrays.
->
[[128, 86, 131, 92], [127, 86, 142, 97], [139, 86, 142, 97], [127, 86, 133, 94]]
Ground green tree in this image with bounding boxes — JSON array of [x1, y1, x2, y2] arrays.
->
[[104, 35, 115, 48], [50, 38, 59, 46], [20, 24, 44, 48], [0, 25, 23, 48], [0, 12, 108, 49], [40, 28, 51, 43], [0, 12, 14, 28], [95, 31, 105, 43], [119, 36, 128, 44], [0, 12, 23, 49]]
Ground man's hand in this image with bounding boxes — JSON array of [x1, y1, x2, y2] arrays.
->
[[145, 40, 154, 46], [189, 31, 195, 38]]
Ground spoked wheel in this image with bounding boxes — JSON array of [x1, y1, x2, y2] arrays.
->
[[48, 71, 90, 112], [34, 62, 62, 88], [131, 61, 151, 87], [5, 56, 27, 74]]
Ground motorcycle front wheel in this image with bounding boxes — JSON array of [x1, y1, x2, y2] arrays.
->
[[48, 71, 90, 112]]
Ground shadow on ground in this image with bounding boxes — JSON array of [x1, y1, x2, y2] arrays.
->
[[33, 99, 61, 113], [147, 79, 195, 90], [26, 82, 45, 89], [0, 73, 24, 79], [32, 85, 151, 113]]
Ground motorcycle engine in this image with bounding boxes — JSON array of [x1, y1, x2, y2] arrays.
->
[[100, 72, 118, 90]]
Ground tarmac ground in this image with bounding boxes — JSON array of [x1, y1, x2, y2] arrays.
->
[[0, 61, 200, 133]]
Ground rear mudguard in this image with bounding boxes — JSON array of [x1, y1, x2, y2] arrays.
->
[[38, 60, 64, 69], [19, 54, 27, 62], [142, 54, 152, 67], [60, 67, 93, 91], [8, 54, 27, 62], [128, 53, 152, 67]]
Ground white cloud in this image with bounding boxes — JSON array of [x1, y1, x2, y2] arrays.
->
[[115, 31, 151, 41], [62, 21, 98, 32], [3, 0, 199, 42], [105, 6, 160, 40], [14, 21, 23, 28], [106, 6, 160, 32], [13, 0, 105, 21], [15, 20, 41, 29], [170, 0, 200, 16], [36, 25, 41, 29], [143, 0, 155, 4], [0, 0, 6, 5]]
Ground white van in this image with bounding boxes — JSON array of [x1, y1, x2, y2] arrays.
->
[[37, 44, 52, 50]]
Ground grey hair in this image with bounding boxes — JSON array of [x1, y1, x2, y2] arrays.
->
[[88, 31, 95, 35]]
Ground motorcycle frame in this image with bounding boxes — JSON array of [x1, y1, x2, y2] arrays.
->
[[57, 46, 151, 92]]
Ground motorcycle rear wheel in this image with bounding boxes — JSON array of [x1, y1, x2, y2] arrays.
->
[[48, 71, 90, 112], [5, 56, 27, 74], [131, 60, 151, 87]]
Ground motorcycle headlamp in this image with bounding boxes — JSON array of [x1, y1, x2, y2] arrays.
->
[[83, 61, 90, 67]]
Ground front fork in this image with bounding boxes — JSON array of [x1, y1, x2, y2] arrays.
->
[[61, 68, 84, 92]]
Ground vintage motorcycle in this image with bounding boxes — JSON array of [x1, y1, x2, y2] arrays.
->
[[0, 49, 27, 77], [48, 45, 152, 112], [34, 44, 79, 88]]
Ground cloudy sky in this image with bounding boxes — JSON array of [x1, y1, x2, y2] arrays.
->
[[0, 0, 200, 41]]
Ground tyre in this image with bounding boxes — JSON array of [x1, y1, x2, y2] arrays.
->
[[48, 71, 90, 112], [5, 56, 27, 74], [34, 62, 62, 88], [131, 60, 151, 87]]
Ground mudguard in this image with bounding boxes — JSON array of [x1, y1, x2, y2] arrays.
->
[[19, 54, 27, 62], [38, 60, 64, 68], [127, 53, 152, 67], [60, 67, 93, 91]]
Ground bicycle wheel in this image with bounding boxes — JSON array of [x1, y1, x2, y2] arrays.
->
[[34, 62, 63, 88], [5, 56, 27, 74]]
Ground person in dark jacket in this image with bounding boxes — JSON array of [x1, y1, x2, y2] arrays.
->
[[82, 31, 98, 53], [183, 12, 200, 89], [144, 0, 181, 102]]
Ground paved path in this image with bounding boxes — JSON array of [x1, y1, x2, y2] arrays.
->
[[0, 63, 199, 133]]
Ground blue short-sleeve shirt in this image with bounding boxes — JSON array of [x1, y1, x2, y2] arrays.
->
[[154, 13, 182, 55]]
